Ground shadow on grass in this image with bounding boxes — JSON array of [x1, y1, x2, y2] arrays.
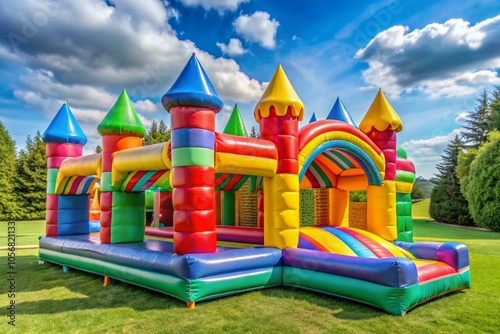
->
[[260, 287, 383, 320], [1, 255, 187, 315]]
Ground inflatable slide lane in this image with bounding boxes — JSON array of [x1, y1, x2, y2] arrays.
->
[[283, 226, 471, 315]]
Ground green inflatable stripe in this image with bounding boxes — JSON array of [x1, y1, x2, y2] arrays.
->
[[413, 269, 471, 301], [283, 267, 420, 315], [46, 168, 59, 194], [396, 193, 413, 242], [396, 146, 408, 159], [192, 268, 282, 302], [39, 249, 283, 303], [100, 171, 113, 192], [223, 191, 236, 226], [396, 170, 416, 184], [145, 189, 155, 209], [39, 248, 190, 301], [39, 248, 105, 274], [172, 147, 214, 167], [111, 192, 145, 243]]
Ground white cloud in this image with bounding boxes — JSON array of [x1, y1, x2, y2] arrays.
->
[[217, 38, 248, 56], [399, 128, 466, 178], [455, 112, 470, 123], [178, 0, 249, 14], [356, 16, 500, 98], [234, 11, 279, 49], [0, 0, 266, 122], [134, 99, 159, 113], [400, 128, 463, 158]]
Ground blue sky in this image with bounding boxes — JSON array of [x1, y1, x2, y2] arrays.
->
[[1, 0, 500, 178]]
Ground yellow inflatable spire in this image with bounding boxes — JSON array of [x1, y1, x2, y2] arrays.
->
[[254, 65, 304, 122], [359, 89, 403, 133]]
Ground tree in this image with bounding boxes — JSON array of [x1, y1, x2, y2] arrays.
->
[[459, 131, 500, 231], [429, 136, 473, 225], [249, 126, 259, 138], [13, 132, 47, 220], [95, 145, 102, 153], [0, 121, 18, 220], [350, 191, 366, 202], [461, 90, 491, 148], [488, 86, 500, 131], [143, 120, 171, 145], [411, 182, 426, 201]]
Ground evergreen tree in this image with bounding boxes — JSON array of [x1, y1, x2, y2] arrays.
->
[[143, 120, 171, 145], [14, 132, 47, 220], [429, 136, 473, 225], [488, 86, 500, 131], [461, 90, 490, 148], [157, 120, 171, 143], [143, 120, 159, 146], [249, 126, 259, 138], [0, 121, 18, 220]]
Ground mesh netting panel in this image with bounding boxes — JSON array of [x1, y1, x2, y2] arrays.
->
[[349, 202, 367, 230], [300, 189, 316, 226], [238, 180, 258, 227], [314, 188, 330, 225]]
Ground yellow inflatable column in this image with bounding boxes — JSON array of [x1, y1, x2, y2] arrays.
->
[[328, 188, 349, 226], [366, 181, 397, 240], [255, 65, 304, 249], [263, 174, 300, 248]]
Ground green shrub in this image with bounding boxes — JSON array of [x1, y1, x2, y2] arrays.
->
[[462, 131, 500, 231]]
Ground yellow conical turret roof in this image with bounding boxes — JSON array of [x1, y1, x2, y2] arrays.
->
[[254, 65, 304, 122], [359, 89, 403, 133]]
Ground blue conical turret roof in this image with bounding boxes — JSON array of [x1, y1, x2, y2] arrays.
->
[[326, 97, 357, 127], [308, 112, 318, 123], [161, 54, 223, 113], [42, 103, 87, 145]]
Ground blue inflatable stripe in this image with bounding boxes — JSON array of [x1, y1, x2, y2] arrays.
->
[[298, 236, 320, 251], [171, 128, 215, 150], [81, 177, 95, 194], [321, 227, 377, 258]]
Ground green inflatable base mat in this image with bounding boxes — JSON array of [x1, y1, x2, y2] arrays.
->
[[39, 248, 282, 303], [283, 267, 470, 315]]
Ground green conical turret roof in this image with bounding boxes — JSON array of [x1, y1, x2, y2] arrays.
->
[[98, 90, 146, 137], [223, 104, 248, 136]]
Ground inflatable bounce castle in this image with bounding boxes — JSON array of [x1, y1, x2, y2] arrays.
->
[[39, 54, 470, 315]]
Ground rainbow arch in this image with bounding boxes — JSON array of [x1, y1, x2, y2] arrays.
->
[[298, 121, 385, 188]]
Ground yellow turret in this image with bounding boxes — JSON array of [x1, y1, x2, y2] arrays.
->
[[254, 65, 304, 122], [359, 89, 403, 133]]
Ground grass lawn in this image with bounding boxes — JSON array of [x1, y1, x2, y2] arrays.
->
[[412, 199, 431, 219], [0, 220, 45, 248], [1, 214, 500, 333]]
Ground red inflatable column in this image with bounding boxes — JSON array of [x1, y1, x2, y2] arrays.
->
[[171, 107, 216, 254], [368, 130, 396, 180], [161, 54, 222, 254]]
